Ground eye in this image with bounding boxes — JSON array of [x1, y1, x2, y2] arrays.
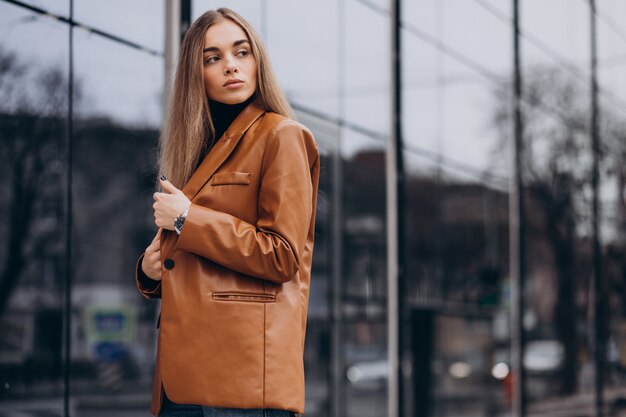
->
[[236, 49, 250, 57], [204, 55, 219, 64]]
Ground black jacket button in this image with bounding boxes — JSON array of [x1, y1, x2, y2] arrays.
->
[[164, 259, 175, 270]]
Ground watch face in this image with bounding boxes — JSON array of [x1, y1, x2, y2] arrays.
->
[[175, 214, 185, 231]]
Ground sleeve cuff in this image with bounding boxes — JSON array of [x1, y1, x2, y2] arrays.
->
[[135, 253, 162, 299]]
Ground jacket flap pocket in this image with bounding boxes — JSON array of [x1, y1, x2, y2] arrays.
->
[[210, 171, 251, 186], [212, 292, 276, 303]]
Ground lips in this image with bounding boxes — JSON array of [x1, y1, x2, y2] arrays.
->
[[224, 79, 243, 86]]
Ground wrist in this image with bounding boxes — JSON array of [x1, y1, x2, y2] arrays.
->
[[174, 206, 189, 235]]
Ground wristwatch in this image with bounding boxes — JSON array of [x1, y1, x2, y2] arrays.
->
[[174, 208, 189, 235]]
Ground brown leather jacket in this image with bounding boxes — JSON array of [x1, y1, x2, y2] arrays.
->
[[135, 102, 320, 416]]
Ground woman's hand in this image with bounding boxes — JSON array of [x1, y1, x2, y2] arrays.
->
[[142, 228, 163, 280], [153, 177, 191, 231]]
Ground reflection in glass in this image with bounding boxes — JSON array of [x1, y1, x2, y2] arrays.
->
[[401, 1, 512, 415], [0, 3, 68, 416], [344, 321, 387, 417], [298, 110, 337, 417], [344, 0, 390, 134], [519, 0, 593, 404], [429, 314, 504, 417], [10, 0, 69, 17], [74, 29, 163, 128], [341, 129, 387, 417], [69, 15, 163, 417], [75, 0, 165, 54], [267, 0, 339, 118], [192, 0, 262, 29], [342, 130, 386, 319], [597, 0, 626, 402]]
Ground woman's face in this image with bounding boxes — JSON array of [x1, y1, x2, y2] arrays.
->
[[203, 20, 258, 105]]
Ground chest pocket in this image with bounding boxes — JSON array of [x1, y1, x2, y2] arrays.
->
[[210, 171, 251, 186]]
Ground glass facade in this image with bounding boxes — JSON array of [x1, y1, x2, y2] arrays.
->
[[0, 1, 163, 416], [401, 1, 511, 415], [70, 2, 164, 414], [1, 1, 626, 416], [0, 2, 69, 416], [518, 0, 591, 406], [597, 1, 626, 411]]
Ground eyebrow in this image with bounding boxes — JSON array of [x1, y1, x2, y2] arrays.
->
[[203, 39, 250, 53]]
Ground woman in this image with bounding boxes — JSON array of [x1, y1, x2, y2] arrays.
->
[[135, 8, 319, 417]]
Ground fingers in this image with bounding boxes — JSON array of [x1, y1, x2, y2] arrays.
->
[[159, 177, 181, 195], [151, 227, 163, 243], [141, 248, 162, 280], [144, 250, 160, 263], [146, 242, 160, 255], [145, 248, 162, 277], [147, 229, 162, 253], [152, 192, 189, 231], [153, 177, 188, 230], [144, 259, 162, 280]]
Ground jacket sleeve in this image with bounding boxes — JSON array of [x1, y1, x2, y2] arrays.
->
[[175, 120, 318, 284], [135, 252, 162, 299]]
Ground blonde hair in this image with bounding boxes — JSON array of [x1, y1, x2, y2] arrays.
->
[[159, 8, 294, 189]]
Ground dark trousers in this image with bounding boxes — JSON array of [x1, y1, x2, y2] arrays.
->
[[159, 390, 295, 417]]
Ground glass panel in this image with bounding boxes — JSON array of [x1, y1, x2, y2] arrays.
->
[[430, 314, 503, 417], [74, 29, 163, 127], [344, 0, 390, 134], [70, 20, 163, 417], [267, 0, 340, 118], [342, 129, 387, 314], [341, 2, 390, 415], [8, 0, 69, 17], [344, 321, 388, 417], [192, 1, 262, 30], [596, 0, 626, 406], [520, 0, 592, 409], [0, 2, 68, 416], [75, 0, 165, 54], [298, 109, 338, 417], [342, 129, 387, 416], [402, 0, 512, 415]]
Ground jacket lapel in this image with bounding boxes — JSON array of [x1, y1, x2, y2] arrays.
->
[[182, 102, 266, 200]]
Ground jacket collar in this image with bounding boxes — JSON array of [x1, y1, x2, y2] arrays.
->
[[182, 101, 266, 200], [220, 100, 266, 140]]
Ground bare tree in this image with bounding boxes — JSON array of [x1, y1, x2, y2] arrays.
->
[[0, 45, 81, 315], [491, 64, 626, 395]]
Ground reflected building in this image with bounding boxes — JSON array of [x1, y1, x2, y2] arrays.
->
[[2, 1, 626, 417]]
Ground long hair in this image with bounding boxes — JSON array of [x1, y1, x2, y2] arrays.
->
[[159, 8, 294, 189]]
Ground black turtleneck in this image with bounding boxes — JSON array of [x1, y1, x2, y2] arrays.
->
[[209, 95, 256, 143]]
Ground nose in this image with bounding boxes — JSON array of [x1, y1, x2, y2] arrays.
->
[[223, 56, 238, 75]]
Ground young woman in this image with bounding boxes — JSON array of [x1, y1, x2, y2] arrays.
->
[[135, 8, 319, 417]]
